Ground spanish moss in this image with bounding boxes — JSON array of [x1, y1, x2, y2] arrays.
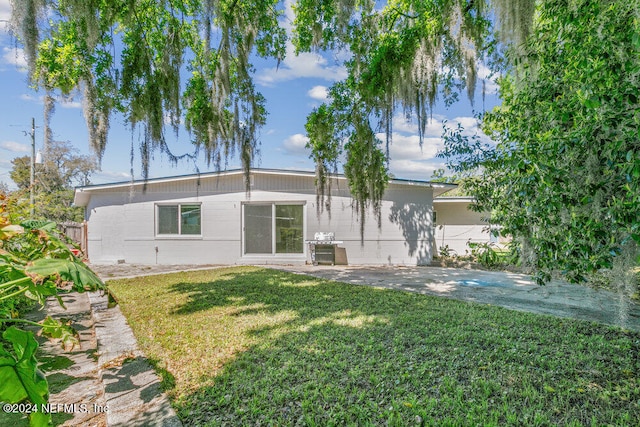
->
[[9, 0, 537, 238], [43, 92, 55, 157]]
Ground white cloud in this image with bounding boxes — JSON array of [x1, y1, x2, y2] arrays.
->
[[17, 93, 86, 109], [2, 46, 27, 70], [372, 131, 445, 181], [307, 85, 328, 102], [375, 112, 492, 181], [415, 114, 490, 142], [0, 141, 29, 153], [256, 0, 347, 86], [281, 133, 309, 156], [477, 63, 500, 95], [257, 45, 347, 86], [389, 159, 444, 180], [60, 98, 82, 109], [377, 113, 477, 163], [19, 93, 39, 103], [391, 115, 418, 134], [452, 115, 481, 131], [392, 113, 446, 137], [378, 133, 444, 161], [444, 115, 494, 146]]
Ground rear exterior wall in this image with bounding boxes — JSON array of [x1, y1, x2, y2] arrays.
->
[[83, 173, 435, 266], [432, 200, 491, 255]]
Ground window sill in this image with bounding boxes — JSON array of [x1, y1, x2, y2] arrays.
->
[[155, 235, 203, 240], [242, 253, 306, 257]]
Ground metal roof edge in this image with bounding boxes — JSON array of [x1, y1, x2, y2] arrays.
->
[[433, 196, 477, 202], [75, 168, 457, 192]]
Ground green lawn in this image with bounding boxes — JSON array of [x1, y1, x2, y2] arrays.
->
[[108, 266, 639, 426]]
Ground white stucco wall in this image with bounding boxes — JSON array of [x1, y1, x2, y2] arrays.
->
[[432, 198, 492, 256], [80, 171, 437, 266]]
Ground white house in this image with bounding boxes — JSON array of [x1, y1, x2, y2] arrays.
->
[[73, 168, 458, 266], [432, 196, 493, 255]]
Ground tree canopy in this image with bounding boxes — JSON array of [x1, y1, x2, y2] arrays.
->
[[443, 0, 640, 290], [10, 140, 97, 222], [8, 1, 533, 222], [10, 0, 289, 181]]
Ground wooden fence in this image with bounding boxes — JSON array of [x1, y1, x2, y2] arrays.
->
[[59, 221, 87, 255]]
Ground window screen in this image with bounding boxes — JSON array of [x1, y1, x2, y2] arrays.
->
[[158, 205, 179, 234], [244, 204, 304, 254], [157, 204, 201, 235]]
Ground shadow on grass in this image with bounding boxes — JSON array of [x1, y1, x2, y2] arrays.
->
[[147, 357, 177, 391], [169, 268, 399, 318], [115, 268, 640, 426]]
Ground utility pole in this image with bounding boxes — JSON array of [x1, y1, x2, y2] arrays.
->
[[29, 117, 35, 216]]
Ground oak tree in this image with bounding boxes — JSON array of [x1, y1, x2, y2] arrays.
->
[[8, 1, 531, 221], [442, 0, 640, 314]]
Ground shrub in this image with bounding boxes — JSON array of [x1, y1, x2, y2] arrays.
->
[[0, 193, 105, 427]]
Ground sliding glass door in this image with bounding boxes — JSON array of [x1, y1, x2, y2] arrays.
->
[[244, 203, 304, 255]]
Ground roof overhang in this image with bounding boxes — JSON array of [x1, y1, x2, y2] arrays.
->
[[433, 196, 477, 204], [74, 168, 458, 206]]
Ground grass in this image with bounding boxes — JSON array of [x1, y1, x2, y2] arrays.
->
[[108, 266, 640, 426]]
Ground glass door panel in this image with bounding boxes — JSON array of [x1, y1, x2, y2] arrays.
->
[[275, 205, 303, 253], [244, 205, 272, 254]]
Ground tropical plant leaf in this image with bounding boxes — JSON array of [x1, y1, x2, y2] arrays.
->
[[0, 224, 24, 240], [1, 193, 105, 426], [0, 327, 49, 405], [20, 220, 57, 232], [23, 280, 61, 307], [26, 258, 105, 292], [28, 410, 51, 427], [0, 352, 28, 402], [0, 328, 51, 427], [41, 316, 80, 351]]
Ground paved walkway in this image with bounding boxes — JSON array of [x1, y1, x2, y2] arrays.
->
[[89, 292, 182, 427], [275, 265, 640, 332], [0, 292, 110, 427], [1, 273, 184, 426]]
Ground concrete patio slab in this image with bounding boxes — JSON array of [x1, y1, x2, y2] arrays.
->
[[273, 265, 640, 331]]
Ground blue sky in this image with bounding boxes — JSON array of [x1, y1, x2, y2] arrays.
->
[[0, 0, 499, 189]]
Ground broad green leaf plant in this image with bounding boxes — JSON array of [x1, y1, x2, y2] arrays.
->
[[440, 0, 640, 326], [0, 193, 106, 427]]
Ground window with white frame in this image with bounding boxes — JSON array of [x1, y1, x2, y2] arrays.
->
[[157, 204, 201, 235], [243, 203, 304, 255]]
